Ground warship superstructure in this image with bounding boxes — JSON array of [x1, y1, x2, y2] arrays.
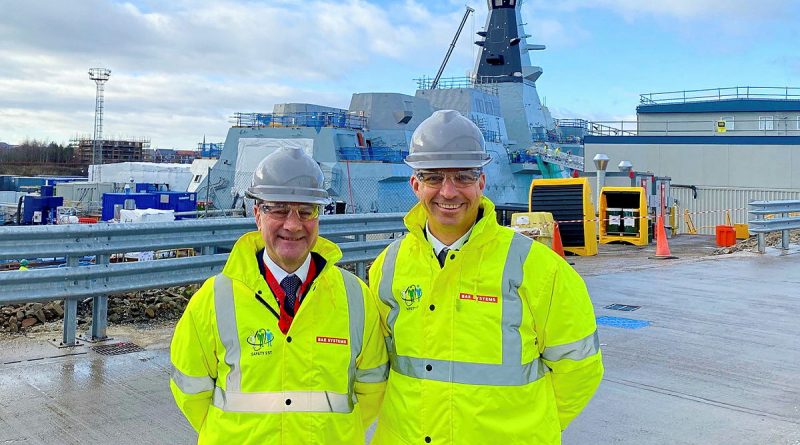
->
[[199, 0, 586, 214]]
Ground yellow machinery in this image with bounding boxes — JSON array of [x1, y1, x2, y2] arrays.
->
[[599, 186, 649, 246], [528, 178, 597, 256]]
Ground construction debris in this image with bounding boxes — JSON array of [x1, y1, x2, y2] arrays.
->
[[0, 285, 199, 334]]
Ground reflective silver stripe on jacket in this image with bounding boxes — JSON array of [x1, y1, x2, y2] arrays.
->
[[171, 367, 215, 394], [356, 363, 390, 383], [391, 355, 547, 386], [212, 387, 353, 413], [541, 330, 601, 362], [341, 269, 364, 404], [214, 274, 242, 392], [378, 239, 403, 359], [379, 233, 548, 386]]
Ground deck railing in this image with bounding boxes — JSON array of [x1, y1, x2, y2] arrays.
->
[[232, 111, 367, 130], [640, 86, 800, 105]]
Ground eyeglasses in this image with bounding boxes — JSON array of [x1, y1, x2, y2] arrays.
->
[[257, 203, 320, 221], [415, 169, 482, 188]]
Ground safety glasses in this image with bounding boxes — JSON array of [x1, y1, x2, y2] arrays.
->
[[257, 203, 320, 221], [415, 169, 482, 188]]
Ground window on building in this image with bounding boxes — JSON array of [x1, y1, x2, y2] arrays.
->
[[193, 174, 202, 182], [720, 116, 734, 131], [796, 116, 800, 131], [759, 116, 774, 131]]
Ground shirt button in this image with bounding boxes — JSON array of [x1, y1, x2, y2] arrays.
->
[[285, 399, 292, 405], [287, 336, 292, 343], [449, 254, 455, 260], [425, 436, 432, 443], [429, 304, 435, 311], [257, 290, 262, 294], [425, 364, 432, 371]]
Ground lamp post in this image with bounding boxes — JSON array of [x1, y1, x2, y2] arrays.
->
[[593, 153, 609, 212]]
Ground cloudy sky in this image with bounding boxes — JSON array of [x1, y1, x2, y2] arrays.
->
[[1, 0, 798, 148]]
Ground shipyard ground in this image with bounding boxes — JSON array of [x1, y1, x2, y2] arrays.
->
[[1, 235, 799, 445]]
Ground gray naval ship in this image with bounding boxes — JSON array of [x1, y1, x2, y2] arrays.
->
[[200, 0, 586, 215]]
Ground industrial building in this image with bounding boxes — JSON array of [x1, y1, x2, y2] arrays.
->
[[583, 87, 800, 233]]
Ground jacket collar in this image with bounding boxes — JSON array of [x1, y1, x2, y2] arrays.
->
[[222, 231, 342, 291], [404, 196, 500, 251]]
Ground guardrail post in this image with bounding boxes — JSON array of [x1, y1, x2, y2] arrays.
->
[[201, 246, 215, 256], [62, 256, 80, 347], [782, 212, 790, 252], [356, 234, 366, 279], [90, 254, 110, 340], [756, 212, 765, 254]]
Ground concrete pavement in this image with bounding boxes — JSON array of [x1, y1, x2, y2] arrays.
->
[[1, 248, 798, 444]]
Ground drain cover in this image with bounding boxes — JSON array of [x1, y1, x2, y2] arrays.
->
[[92, 342, 145, 356], [604, 304, 641, 312], [596, 316, 650, 329]]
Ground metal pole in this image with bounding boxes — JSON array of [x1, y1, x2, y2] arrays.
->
[[430, 6, 474, 89], [596, 170, 605, 213], [356, 234, 366, 279], [62, 256, 80, 346], [90, 254, 110, 340], [782, 212, 790, 252], [757, 213, 765, 254], [205, 166, 211, 218]]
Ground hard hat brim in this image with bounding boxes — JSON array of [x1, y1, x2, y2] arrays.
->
[[404, 151, 491, 170], [245, 186, 330, 205]]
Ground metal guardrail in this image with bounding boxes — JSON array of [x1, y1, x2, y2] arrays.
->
[[748, 200, 800, 253], [230, 111, 368, 130], [414, 75, 499, 95], [640, 86, 800, 105], [0, 213, 406, 346]]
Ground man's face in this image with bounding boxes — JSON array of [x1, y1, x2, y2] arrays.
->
[[410, 168, 485, 238], [254, 201, 320, 272]]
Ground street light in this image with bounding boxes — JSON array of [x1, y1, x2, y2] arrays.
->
[[593, 153, 609, 211]]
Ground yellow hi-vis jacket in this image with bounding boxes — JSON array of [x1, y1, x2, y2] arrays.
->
[[170, 232, 388, 445], [368, 197, 603, 445]]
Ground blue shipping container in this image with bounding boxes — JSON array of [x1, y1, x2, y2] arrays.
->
[[155, 192, 197, 219], [22, 195, 63, 224], [101, 193, 160, 221]]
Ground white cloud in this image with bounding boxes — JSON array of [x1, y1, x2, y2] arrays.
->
[[0, 0, 480, 147], [527, 0, 794, 21]]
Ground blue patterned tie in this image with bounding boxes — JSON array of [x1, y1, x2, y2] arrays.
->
[[436, 247, 450, 268], [281, 274, 302, 317]]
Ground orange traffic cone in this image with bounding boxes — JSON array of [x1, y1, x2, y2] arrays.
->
[[551, 222, 566, 258], [650, 215, 678, 260]]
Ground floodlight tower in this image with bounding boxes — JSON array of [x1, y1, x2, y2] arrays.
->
[[89, 67, 111, 181]]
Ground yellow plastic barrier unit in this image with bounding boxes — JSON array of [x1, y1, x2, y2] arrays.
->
[[510, 212, 555, 249], [599, 186, 649, 246]]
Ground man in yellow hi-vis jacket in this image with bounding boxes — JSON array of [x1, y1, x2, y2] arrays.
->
[[368, 110, 603, 444], [170, 147, 388, 444]]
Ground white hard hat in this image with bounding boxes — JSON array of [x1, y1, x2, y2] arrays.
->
[[245, 147, 329, 204], [405, 110, 490, 169]]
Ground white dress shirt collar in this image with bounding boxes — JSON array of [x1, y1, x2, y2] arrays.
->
[[262, 249, 311, 284], [425, 221, 474, 256]]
